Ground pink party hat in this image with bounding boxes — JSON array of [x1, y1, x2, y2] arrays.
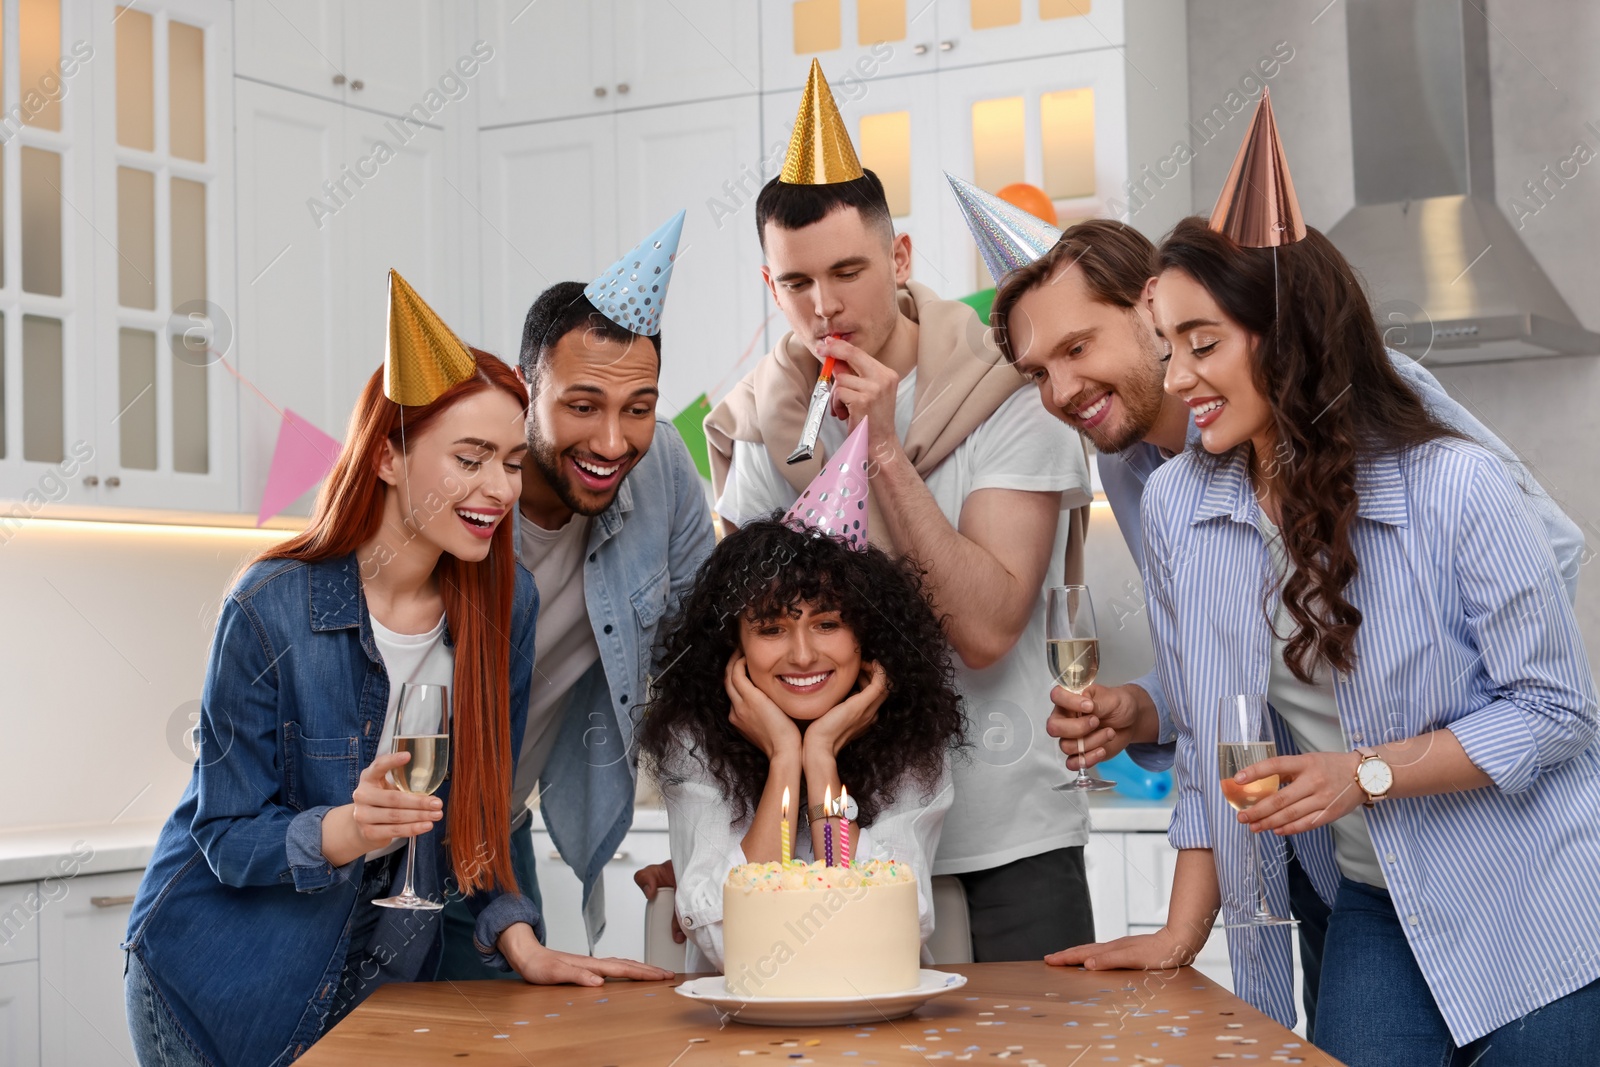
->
[[783, 419, 870, 551]]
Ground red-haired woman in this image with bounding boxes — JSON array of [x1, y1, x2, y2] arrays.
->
[[123, 352, 670, 1067]]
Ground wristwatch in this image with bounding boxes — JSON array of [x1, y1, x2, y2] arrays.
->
[[809, 794, 859, 822], [1353, 746, 1394, 807]]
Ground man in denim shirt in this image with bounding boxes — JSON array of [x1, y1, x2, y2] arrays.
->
[[438, 279, 715, 978]]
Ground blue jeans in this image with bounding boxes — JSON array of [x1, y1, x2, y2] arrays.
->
[[1314, 878, 1600, 1066], [126, 950, 219, 1067]]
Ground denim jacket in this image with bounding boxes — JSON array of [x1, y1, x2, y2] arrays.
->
[[530, 420, 715, 947], [124, 553, 538, 1067]]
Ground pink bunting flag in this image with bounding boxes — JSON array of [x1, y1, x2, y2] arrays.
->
[[257, 409, 341, 526]]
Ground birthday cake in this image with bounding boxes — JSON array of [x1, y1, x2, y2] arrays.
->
[[721, 860, 920, 999]]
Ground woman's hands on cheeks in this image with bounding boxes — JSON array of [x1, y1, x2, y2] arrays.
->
[[498, 923, 675, 986], [1235, 751, 1365, 836], [726, 651, 804, 759], [805, 661, 888, 760]]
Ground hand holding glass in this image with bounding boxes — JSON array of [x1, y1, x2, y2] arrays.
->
[[373, 683, 451, 911], [1047, 585, 1115, 792], [1217, 694, 1295, 928]]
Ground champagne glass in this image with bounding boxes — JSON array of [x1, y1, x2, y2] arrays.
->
[[373, 683, 451, 911], [1047, 585, 1115, 792], [1216, 693, 1296, 928]]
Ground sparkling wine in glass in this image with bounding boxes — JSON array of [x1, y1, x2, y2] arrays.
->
[[1046, 585, 1115, 792], [374, 683, 451, 911], [1217, 694, 1296, 928]]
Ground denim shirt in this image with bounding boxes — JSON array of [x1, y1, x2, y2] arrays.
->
[[528, 420, 715, 948], [1100, 351, 1587, 772], [124, 553, 537, 1067]]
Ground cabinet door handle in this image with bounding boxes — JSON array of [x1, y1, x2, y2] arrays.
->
[[913, 43, 929, 55], [940, 39, 956, 52], [105, 476, 121, 488], [332, 73, 347, 86], [83, 475, 99, 487], [616, 83, 630, 95], [350, 79, 364, 91], [91, 895, 137, 908], [594, 86, 608, 97]]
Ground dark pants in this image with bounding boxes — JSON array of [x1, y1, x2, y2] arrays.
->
[[955, 846, 1095, 962], [1314, 878, 1600, 1066], [435, 818, 542, 980], [1285, 847, 1331, 1036]]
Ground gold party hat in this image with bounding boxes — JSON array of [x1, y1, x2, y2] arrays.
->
[[780, 60, 864, 185], [383, 269, 477, 405], [1208, 88, 1306, 248]]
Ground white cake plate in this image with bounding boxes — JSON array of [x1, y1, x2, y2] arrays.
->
[[674, 969, 968, 1026]]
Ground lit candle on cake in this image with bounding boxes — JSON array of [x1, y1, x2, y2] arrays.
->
[[838, 785, 851, 867], [823, 786, 834, 866], [780, 787, 792, 866]]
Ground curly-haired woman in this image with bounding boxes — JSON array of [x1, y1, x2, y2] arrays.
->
[[636, 517, 967, 973], [1058, 216, 1600, 1067]]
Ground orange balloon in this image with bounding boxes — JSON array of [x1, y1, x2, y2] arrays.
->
[[996, 182, 1058, 226]]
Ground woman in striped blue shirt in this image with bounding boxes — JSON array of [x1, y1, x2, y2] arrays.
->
[[1062, 216, 1600, 1067]]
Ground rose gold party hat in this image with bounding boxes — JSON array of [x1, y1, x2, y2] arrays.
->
[[783, 418, 870, 551], [1209, 88, 1306, 248], [384, 269, 476, 405], [780, 60, 864, 186]]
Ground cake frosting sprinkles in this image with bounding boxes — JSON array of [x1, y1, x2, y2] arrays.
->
[[721, 859, 921, 999]]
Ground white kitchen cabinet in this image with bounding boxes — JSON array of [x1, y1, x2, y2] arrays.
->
[[931, 0, 1128, 70], [613, 95, 768, 417], [759, 0, 940, 93], [529, 825, 672, 960], [1082, 832, 1125, 941], [479, 0, 757, 126], [0, 960, 40, 1067], [477, 94, 765, 419], [84, 0, 240, 512], [38, 870, 141, 1067], [235, 0, 452, 117], [476, 116, 620, 363], [234, 77, 463, 517]]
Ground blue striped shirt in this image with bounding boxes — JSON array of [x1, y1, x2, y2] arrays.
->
[[1140, 438, 1599, 1044], [1104, 352, 1588, 772]]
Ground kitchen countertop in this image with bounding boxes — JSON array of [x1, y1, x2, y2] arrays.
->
[[0, 795, 1172, 886], [0, 817, 167, 884]]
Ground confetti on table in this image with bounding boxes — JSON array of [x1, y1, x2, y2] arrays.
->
[[413, 1028, 429, 1033]]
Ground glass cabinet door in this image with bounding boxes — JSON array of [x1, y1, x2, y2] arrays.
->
[[0, 0, 93, 505], [760, 0, 937, 94], [89, 0, 236, 510]]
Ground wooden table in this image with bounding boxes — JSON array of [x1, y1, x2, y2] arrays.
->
[[301, 962, 1344, 1066]]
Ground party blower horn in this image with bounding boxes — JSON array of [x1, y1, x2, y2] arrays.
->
[[781, 59, 864, 464], [782, 418, 871, 552], [1208, 86, 1306, 249]]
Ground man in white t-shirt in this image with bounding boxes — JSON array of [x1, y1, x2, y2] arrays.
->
[[437, 274, 715, 979], [639, 150, 1097, 957]]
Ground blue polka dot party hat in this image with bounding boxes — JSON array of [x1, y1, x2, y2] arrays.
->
[[584, 209, 685, 337]]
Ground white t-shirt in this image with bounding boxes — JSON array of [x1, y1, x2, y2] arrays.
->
[[368, 612, 453, 861], [715, 372, 1096, 875], [510, 512, 603, 820]]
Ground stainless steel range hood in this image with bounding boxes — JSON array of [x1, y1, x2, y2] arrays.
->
[[1325, 0, 1600, 363]]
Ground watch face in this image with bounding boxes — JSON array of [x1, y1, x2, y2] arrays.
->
[[1358, 758, 1394, 796]]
